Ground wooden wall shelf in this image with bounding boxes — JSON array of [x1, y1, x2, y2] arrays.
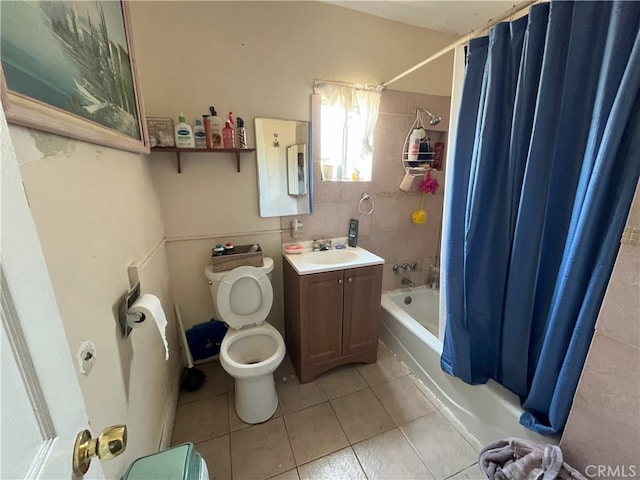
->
[[150, 147, 256, 173]]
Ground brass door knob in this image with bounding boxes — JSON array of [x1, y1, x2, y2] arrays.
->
[[73, 425, 127, 475]]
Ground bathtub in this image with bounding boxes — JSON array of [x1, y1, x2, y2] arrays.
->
[[379, 287, 556, 447]]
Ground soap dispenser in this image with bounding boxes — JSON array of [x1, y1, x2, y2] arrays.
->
[[208, 106, 224, 148]]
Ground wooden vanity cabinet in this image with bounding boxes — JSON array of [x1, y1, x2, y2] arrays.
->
[[283, 261, 383, 383]]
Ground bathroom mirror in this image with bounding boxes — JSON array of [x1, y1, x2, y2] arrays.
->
[[255, 118, 312, 217]]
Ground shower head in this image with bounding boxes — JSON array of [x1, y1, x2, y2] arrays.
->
[[418, 108, 441, 127]]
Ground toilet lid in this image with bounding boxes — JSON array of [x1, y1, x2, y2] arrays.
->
[[216, 266, 273, 329]]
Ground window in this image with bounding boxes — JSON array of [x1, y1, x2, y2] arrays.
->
[[315, 81, 382, 182]]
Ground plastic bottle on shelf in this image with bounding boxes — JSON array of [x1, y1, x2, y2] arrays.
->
[[228, 111, 235, 125], [193, 119, 206, 148], [174, 113, 195, 148], [407, 127, 426, 163], [222, 121, 236, 148], [433, 142, 445, 170], [213, 244, 224, 256], [236, 117, 248, 148], [418, 137, 434, 163], [208, 106, 224, 148], [202, 115, 214, 149], [224, 242, 235, 254]]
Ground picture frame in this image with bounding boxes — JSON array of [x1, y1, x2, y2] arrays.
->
[[0, 1, 149, 154]]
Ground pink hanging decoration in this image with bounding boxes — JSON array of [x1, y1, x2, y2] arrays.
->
[[419, 171, 439, 194]]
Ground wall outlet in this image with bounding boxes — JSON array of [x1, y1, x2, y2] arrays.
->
[[292, 219, 304, 238]]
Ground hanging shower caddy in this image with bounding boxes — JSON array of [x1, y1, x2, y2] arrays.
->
[[401, 108, 440, 176]]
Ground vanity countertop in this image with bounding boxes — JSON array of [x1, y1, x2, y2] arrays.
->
[[283, 240, 384, 275]]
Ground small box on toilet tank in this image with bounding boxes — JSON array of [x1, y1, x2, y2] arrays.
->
[[210, 243, 263, 272]]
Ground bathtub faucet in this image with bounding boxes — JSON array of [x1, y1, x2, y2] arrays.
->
[[401, 277, 415, 288]]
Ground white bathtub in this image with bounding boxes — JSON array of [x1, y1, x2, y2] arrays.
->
[[379, 287, 556, 447]]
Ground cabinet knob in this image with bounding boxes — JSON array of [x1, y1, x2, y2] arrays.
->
[[348, 277, 353, 283], [338, 279, 343, 284]]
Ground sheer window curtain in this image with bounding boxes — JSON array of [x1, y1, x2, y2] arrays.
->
[[442, 1, 640, 435], [314, 81, 382, 180]]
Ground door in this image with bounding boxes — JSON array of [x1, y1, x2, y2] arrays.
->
[[1, 111, 105, 479], [342, 265, 383, 356], [299, 270, 343, 366]]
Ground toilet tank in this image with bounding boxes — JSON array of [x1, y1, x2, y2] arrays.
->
[[204, 257, 274, 317]]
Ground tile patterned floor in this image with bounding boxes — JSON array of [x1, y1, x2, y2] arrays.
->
[[172, 342, 483, 479]]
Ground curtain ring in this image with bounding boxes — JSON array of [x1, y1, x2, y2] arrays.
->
[[358, 192, 375, 215]]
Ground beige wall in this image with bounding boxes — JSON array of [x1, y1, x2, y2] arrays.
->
[[560, 184, 640, 475], [10, 126, 180, 477], [131, 2, 455, 120], [129, 1, 457, 330]]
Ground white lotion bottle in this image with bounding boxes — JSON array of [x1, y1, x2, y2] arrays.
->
[[407, 127, 426, 162], [193, 119, 206, 148], [175, 113, 195, 148]]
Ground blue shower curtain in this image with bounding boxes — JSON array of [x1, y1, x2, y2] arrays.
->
[[442, 1, 640, 435]]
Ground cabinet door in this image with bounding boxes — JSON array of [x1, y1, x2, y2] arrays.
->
[[342, 265, 383, 356], [300, 270, 344, 367]]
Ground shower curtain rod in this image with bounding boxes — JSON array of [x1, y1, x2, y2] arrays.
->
[[382, 0, 540, 88]]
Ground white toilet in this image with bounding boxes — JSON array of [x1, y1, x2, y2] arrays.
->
[[205, 257, 285, 424]]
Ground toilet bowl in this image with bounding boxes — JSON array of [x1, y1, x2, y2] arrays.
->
[[205, 258, 285, 424]]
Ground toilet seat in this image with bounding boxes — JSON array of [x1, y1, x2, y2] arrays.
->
[[216, 266, 273, 329]]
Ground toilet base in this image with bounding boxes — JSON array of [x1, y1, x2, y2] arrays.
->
[[234, 373, 279, 424]]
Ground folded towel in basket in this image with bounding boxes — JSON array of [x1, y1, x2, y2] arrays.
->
[[479, 438, 586, 480]]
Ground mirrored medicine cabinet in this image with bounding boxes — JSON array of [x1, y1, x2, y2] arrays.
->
[[255, 117, 311, 218]]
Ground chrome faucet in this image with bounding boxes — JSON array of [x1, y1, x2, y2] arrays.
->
[[401, 277, 415, 288], [312, 239, 332, 251]]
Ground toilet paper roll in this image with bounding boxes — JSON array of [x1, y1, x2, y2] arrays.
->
[[128, 294, 169, 361]]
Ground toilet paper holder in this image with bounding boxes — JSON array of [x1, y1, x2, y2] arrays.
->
[[119, 282, 145, 338]]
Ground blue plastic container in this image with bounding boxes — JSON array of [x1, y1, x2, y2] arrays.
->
[[185, 319, 227, 361]]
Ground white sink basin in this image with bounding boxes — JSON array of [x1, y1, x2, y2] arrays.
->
[[305, 250, 359, 265], [283, 244, 384, 275]]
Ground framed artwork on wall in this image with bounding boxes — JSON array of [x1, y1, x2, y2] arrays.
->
[[0, 0, 149, 154]]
